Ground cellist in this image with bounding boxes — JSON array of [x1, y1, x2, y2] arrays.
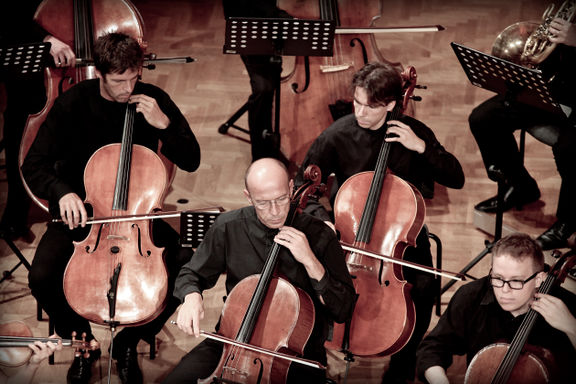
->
[[165, 158, 356, 383], [295, 62, 465, 383], [21, 32, 200, 384], [416, 233, 576, 383]]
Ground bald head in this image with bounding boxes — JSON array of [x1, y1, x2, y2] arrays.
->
[[244, 158, 292, 229], [244, 158, 289, 193]]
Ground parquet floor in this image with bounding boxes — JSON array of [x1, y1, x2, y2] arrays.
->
[[1, 0, 573, 383]]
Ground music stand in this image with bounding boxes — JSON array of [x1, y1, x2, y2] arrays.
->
[[219, 17, 336, 147], [0, 42, 52, 78], [441, 43, 562, 295], [180, 209, 224, 248], [451, 42, 561, 114]]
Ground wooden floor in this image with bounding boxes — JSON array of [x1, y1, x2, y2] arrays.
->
[[1, 0, 573, 383]]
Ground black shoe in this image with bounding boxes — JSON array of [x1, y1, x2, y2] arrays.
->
[[67, 356, 93, 384], [474, 185, 540, 213], [66, 346, 101, 384], [0, 223, 31, 241], [536, 221, 576, 251], [114, 346, 143, 384]]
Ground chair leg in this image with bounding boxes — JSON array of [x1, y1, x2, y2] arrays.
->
[[427, 232, 443, 317], [143, 336, 156, 360]]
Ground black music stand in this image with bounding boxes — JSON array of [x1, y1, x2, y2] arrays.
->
[[0, 43, 51, 283], [441, 43, 563, 295], [0, 42, 52, 78], [218, 17, 336, 148], [180, 209, 224, 248]]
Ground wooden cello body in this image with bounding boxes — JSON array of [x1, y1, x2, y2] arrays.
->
[[18, 0, 146, 211], [277, 0, 400, 166], [200, 167, 324, 384], [324, 67, 425, 357], [63, 104, 169, 326], [465, 251, 576, 384]]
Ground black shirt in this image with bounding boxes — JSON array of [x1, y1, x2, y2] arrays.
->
[[296, 113, 465, 222], [416, 276, 576, 382], [174, 206, 356, 359], [21, 78, 200, 217]]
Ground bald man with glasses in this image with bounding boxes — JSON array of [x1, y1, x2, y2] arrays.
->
[[416, 233, 576, 384]]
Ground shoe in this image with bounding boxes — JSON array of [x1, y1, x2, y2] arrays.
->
[[66, 347, 101, 384], [536, 221, 576, 251], [114, 346, 143, 384], [474, 185, 540, 213], [0, 223, 30, 241], [67, 356, 92, 384]]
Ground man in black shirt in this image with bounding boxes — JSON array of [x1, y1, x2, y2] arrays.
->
[[416, 233, 576, 383], [21, 32, 200, 384], [296, 61, 465, 383], [164, 158, 356, 383], [470, 17, 576, 250]]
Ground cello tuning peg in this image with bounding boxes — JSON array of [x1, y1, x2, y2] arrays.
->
[[410, 95, 422, 102], [415, 84, 427, 89]]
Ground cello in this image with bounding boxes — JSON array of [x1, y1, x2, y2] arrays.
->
[[62, 102, 169, 326], [324, 66, 425, 357], [465, 251, 576, 384], [199, 166, 325, 384]]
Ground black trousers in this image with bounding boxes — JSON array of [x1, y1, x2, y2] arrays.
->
[[469, 95, 576, 223], [28, 219, 192, 345], [240, 55, 282, 162]]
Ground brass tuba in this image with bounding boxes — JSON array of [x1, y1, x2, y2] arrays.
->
[[492, 0, 575, 68]]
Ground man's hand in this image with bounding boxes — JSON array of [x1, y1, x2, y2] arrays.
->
[[275, 226, 325, 281], [129, 94, 170, 129], [548, 18, 576, 47], [28, 335, 62, 365], [385, 120, 426, 154], [176, 292, 204, 337], [59, 193, 87, 229], [531, 293, 576, 348], [44, 35, 75, 68]]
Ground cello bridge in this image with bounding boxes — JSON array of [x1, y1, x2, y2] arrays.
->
[[347, 262, 374, 271], [320, 63, 353, 73]]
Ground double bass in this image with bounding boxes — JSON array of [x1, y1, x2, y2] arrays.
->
[[465, 251, 576, 384], [18, 0, 176, 211], [325, 66, 425, 357], [278, 0, 399, 166]]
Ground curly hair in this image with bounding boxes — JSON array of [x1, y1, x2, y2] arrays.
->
[[93, 32, 143, 76], [351, 62, 403, 106]]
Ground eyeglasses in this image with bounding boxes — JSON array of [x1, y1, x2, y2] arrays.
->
[[251, 194, 291, 210], [489, 269, 541, 290]]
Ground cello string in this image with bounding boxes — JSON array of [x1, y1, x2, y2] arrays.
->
[[492, 271, 555, 383]]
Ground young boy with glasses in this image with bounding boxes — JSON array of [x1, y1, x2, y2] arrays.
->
[[416, 233, 576, 384]]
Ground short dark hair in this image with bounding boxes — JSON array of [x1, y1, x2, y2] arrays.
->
[[93, 32, 144, 75], [351, 62, 403, 105], [491, 233, 544, 271]]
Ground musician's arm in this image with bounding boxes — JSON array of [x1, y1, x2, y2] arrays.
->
[[531, 292, 576, 349], [423, 366, 450, 384], [142, 85, 201, 173]]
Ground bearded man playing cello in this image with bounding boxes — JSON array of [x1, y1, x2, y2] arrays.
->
[[416, 233, 576, 383], [21, 32, 200, 384]]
